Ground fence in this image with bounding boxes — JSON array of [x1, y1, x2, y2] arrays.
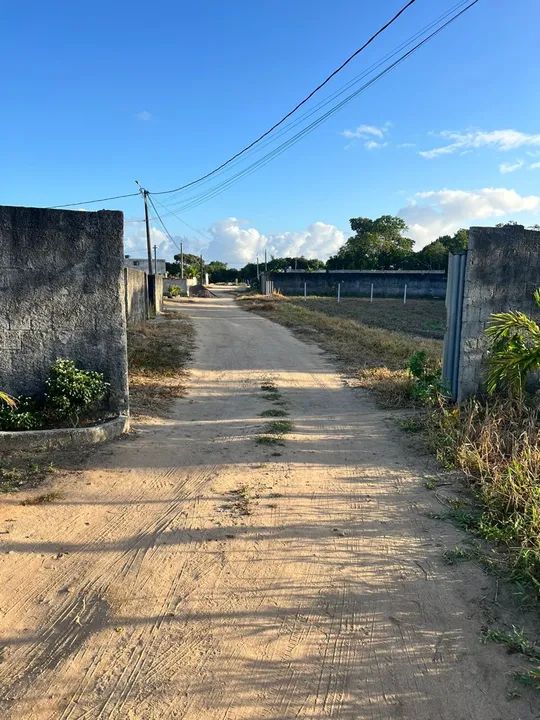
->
[[259, 269, 446, 299]]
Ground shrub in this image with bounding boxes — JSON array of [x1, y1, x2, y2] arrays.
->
[[0, 396, 42, 431], [407, 350, 443, 404], [167, 284, 183, 298], [44, 359, 109, 426]]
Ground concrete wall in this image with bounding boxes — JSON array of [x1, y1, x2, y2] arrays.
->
[[124, 257, 167, 275], [124, 267, 148, 326], [163, 277, 197, 295], [262, 270, 447, 299], [154, 273, 163, 312], [0, 205, 129, 415], [457, 225, 540, 400]]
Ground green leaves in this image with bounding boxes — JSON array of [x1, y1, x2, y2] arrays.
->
[[44, 359, 109, 426], [485, 290, 540, 398], [0, 359, 109, 431]]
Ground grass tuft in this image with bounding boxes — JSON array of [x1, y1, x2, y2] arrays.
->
[[21, 491, 63, 506], [260, 408, 288, 418]]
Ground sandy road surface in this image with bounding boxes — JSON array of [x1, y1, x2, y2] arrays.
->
[[0, 288, 536, 719]]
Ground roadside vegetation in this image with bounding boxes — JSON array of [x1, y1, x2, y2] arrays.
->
[[428, 291, 540, 598], [127, 311, 195, 416], [0, 359, 109, 430]]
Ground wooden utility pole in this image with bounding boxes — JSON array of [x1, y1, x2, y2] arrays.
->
[[153, 244, 158, 274], [142, 190, 153, 275], [180, 241, 184, 279], [136, 182, 156, 316]]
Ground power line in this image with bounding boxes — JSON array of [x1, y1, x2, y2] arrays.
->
[[147, 194, 185, 255], [159, 0, 470, 212], [156, 0, 473, 216], [155, 0, 480, 215], [153, 198, 213, 242], [149, 0, 418, 196], [48, 191, 139, 209]]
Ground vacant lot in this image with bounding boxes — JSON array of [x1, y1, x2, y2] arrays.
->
[[289, 296, 446, 339]]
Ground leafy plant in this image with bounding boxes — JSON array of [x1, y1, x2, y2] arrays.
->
[[44, 359, 109, 426], [0, 396, 42, 431], [485, 288, 540, 397], [407, 350, 442, 404], [167, 284, 183, 298]]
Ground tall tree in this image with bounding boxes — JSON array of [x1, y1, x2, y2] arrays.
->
[[327, 215, 413, 270]]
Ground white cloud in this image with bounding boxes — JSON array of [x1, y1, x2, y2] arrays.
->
[[530, 161, 540, 170], [341, 122, 390, 150], [364, 140, 388, 150], [135, 110, 152, 121], [124, 217, 345, 267], [204, 218, 345, 266], [398, 188, 540, 247], [499, 159, 525, 174], [123, 220, 182, 259], [420, 129, 540, 159]]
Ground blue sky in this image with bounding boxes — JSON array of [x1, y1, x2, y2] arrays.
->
[[2, 0, 540, 266]]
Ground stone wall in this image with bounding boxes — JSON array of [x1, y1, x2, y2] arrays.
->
[[262, 270, 447, 299], [124, 267, 148, 326], [457, 225, 540, 400], [0, 205, 129, 415]]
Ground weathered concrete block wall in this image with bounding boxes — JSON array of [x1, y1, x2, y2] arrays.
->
[[124, 267, 148, 326], [457, 225, 540, 400], [154, 273, 164, 312], [0, 206, 129, 415], [263, 270, 447, 298]]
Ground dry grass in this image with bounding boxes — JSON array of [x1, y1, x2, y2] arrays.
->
[[127, 312, 195, 417], [239, 294, 441, 406], [290, 296, 446, 339], [430, 397, 540, 592]]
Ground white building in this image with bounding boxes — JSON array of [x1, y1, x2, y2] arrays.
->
[[124, 257, 167, 275]]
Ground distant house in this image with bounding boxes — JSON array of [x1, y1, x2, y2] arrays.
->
[[124, 257, 167, 275]]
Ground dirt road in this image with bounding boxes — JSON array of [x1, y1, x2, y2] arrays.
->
[[0, 289, 536, 719]]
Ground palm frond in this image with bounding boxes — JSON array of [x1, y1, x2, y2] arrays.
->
[[0, 391, 16, 409]]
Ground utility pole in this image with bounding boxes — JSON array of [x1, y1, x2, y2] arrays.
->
[[180, 241, 184, 279], [264, 249, 267, 272], [142, 189, 153, 275], [200, 254, 204, 285], [256, 256, 260, 280], [136, 181, 156, 316], [153, 244, 158, 275]]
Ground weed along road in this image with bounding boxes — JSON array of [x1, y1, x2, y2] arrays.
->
[[0, 288, 535, 720]]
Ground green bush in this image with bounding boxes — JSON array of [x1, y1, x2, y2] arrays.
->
[[44, 359, 109, 426], [167, 284, 183, 298], [0, 396, 42, 431], [407, 350, 443, 404]]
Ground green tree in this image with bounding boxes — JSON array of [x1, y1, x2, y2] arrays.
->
[[327, 216, 414, 270]]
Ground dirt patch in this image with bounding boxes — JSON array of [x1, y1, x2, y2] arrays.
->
[[127, 311, 195, 417]]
